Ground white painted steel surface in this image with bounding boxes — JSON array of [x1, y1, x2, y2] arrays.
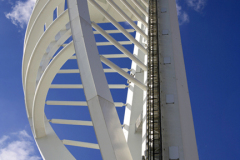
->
[[123, 21, 147, 160], [62, 140, 100, 149], [158, 0, 199, 159], [22, 0, 198, 159], [67, 0, 132, 159]]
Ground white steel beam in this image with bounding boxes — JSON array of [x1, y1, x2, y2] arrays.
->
[[96, 41, 132, 46], [58, 68, 130, 73], [46, 101, 87, 106], [123, 21, 147, 159], [25, 9, 69, 118], [92, 22, 147, 71], [62, 140, 99, 149], [120, 0, 148, 28], [63, 41, 134, 47], [37, 29, 72, 83], [32, 42, 75, 138], [93, 29, 135, 34], [131, 0, 148, 17], [141, 0, 149, 8], [24, 0, 48, 46], [88, 0, 147, 54], [103, 68, 130, 72], [158, 0, 199, 159], [50, 84, 127, 89], [34, 117, 76, 160], [46, 101, 125, 107], [100, 55, 147, 91], [106, 0, 148, 40], [69, 54, 128, 59], [67, 0, 132, 159], [102, 54, 128, 58], [23, 0, 65, 85], [49, 119, 93, 126]]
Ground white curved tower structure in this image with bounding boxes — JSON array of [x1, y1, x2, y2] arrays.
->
[[22, 0, 198, 159]]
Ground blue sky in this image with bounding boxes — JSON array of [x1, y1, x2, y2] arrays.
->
[[0, 0, 240, 159]]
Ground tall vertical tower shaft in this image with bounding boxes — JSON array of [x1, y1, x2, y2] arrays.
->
[[146, 0, 199, 159]]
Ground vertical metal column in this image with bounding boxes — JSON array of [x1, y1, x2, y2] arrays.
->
[[67, 0, 132, 159], [146, 0, 162, 159]]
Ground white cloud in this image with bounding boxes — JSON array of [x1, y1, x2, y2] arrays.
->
[[176, 2, 190, 25], [5, 0, 36, 28], [0, 136, 9, 146], [186, 0, 206, 12], [0, 130, 41, 160]]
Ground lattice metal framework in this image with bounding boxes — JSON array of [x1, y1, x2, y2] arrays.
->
[[22, 0, 199, 159], [146, 0, 162, 159]]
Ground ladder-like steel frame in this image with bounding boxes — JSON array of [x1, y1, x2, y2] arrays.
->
[[146, 0, 162, 159]]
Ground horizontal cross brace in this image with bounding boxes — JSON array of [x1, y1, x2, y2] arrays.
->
[[46, 101, 125, 107], [50, 84, 127, 89], [49, 119, 93, 126], [93, 29, 135, 34], [62, 140, 99, 149], [58, 68, 130, 73], [96, 41, 132, 46], [69, 54, 128, 60], [63, 41, 132, 47]]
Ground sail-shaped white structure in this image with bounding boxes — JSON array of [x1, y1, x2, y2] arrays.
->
[[22, 0, 198, 159]]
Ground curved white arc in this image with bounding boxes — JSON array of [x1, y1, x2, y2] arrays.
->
[[33, 42, 74, 138], [37, 29, 72, 83], [24, 8, 69, 86], [24, 10, 69, 118], [92, 22, 147, 71], [88, 0, 147, 54], [106, 0, 148, 40], [30, 117, 76, 160], [25, 0, 64, 49], [24, 0, 48, 47], [23, 0, 66, 88], [120, 0, 148, 28]]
